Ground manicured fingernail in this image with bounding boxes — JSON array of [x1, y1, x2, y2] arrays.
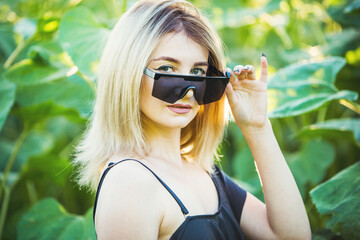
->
[[234, 69, 239, 73], [225, 71, 231, 78], [244, 66, 249, 70], [262, 53, 266, 57]]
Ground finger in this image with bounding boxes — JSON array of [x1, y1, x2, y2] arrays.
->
[[259, 53, 268, 83], [224, 68, 236, 85], [243, 65, 256, 80], [233, 65, 246, 80], [225, 82, 236, 106]]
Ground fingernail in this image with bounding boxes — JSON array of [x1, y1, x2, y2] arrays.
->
[[225, 71, 231, 78], [262, 53, 266, 58], [244, 66, 249, 70], [234, 69, 239, 73]]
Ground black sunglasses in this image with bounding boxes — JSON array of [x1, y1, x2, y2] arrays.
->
[[143, 66, 229, 105]]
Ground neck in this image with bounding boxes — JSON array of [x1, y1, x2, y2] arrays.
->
[[143, 121, 184, 167]]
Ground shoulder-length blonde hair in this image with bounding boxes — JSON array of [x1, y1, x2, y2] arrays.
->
[[74, 0, 229, 190]]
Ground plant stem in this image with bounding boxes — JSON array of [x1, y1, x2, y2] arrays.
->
[[339, 100, 360, 115], [316, 107, 327, 122], [0, 127, 29, 201], [76, 71, 96, 92], [122, 0, 127, 13], [3, 35, 35, 69], [0, 185, 11, 239]]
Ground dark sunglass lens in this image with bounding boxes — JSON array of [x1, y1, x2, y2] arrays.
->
[[152, 76, 185, 103], [202, 78, 228, 104]]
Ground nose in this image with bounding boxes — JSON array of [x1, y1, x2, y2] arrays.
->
[[184, 88, 194, 98]]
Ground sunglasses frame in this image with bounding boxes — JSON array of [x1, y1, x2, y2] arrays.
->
[[143, 66, 229, 105], [143, 67, 229, 82]]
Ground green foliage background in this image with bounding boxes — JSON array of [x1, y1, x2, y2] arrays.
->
[[0, 0, 359, 239]]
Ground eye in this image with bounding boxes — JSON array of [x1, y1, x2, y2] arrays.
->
[[154, 65, 174, 73], [191, 68, 206, 76]]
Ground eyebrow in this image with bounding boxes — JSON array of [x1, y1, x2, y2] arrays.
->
[[151, 56, 208, 66]]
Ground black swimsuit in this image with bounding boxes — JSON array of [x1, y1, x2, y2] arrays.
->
[[93, 159, 247, 239]]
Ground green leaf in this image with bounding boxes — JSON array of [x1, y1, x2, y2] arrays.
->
[[27, 40, 73, 68], [14, 18, 37, 39], [5, 59, 72, 86], [288, 140, 335, 198], [310, 162, 360, 239], [0, 79, 16, 131], [327, 0, 360, 27], [59, 7, 110, 78], [344, 0, 360, 13], [322, 29, 360, 56], [17, 198, 96, 240], [298, 118, 360, 147], [0, 131, 54, 186], [15, 74, 94, 119], [0, 22, 16, 60], [268, 57, 359, 118], [232, 144, 263, 200], [6, 0, 81, 18]]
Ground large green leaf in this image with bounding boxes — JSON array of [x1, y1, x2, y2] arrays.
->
[[14, 18, 37, 40], [310, 162, 360, 239], [59, 7, 110, 78], [0, 131, 54, 186], [327, 0, 360, 27], [15, 74, 94, 119], [2, 0, 81, 18], [17, 198, 96, 240], [231, 146, 263, 200], [0, 22, 16, 61], [5, 59, 72, 86], [268, 57, 359, 118], [298, 118, 360, 147], [27, 40, 73, 68], [288, 140, 335, 197], [0, 79, 16, 131]]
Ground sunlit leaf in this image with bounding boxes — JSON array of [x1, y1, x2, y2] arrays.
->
[[310, 162, 360, 239], [297, 118, 360, 147], [0, 79, 16, 131], [27, 40, 73, 68], [268, 57, 359, 118], [6, 0, 81, 18], [59, 7, 110, 78], [14, 18, 37, 39], [17, 198, 96, 240], [5, 59, 72, 86]]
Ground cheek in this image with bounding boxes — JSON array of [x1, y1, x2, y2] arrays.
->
[[140, 77, 154, 108]]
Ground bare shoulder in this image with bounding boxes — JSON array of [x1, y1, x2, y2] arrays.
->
[[95, 159, 163, 240]]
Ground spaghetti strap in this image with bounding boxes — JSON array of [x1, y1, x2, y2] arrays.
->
[[93, 159, 189, 223]]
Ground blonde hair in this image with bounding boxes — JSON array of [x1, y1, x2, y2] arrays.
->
[[74, 0, 228, 190]]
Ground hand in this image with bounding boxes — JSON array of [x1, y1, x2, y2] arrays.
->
[[224, 54, 268, 131]]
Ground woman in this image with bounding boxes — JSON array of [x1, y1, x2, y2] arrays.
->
[[74, 0, 311, 239]]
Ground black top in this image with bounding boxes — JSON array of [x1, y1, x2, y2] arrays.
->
[[93, 159, 247, 239]]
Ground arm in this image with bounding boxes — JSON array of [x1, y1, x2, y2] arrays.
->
[[224, 55, 311, 240], [95, 161, 163, 240]]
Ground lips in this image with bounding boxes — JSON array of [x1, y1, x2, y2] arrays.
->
[[167, 104, 192, 114]]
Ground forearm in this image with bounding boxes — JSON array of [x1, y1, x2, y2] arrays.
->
[[241, 119, 311, 239]]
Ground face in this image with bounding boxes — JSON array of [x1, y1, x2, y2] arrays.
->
[[140, 31, 209, 130]]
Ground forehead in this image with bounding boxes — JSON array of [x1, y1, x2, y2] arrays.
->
[[151, 31, 209, 63]]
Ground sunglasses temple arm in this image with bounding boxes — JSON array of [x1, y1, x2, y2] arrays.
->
[[144, 67, 156, 78]]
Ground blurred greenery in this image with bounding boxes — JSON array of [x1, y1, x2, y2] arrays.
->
[[0, 0, 359, 239]]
